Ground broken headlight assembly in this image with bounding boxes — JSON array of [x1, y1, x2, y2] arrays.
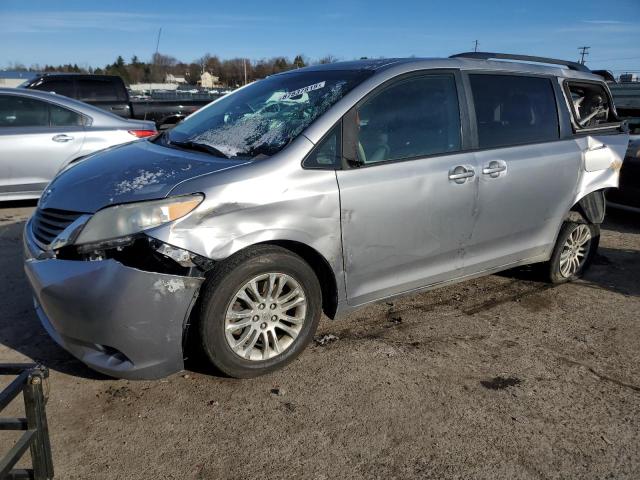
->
[[55, 194, 214, 276], [75, 194, 204, 245]]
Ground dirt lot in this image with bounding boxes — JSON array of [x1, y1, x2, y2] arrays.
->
[[1, 202, 639, 480]]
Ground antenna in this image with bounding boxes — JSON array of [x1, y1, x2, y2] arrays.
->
[[474, 40, 479, 52], [578, 46, 590, 65]]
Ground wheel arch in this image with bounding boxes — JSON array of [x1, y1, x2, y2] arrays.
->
[[565, 189, 607, 225], [257, 240, 339, 320]]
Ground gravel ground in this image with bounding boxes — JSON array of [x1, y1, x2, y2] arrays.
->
[[1, 201, 638, 480]]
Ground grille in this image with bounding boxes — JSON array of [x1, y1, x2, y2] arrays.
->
[[31, 208, 83, 246]]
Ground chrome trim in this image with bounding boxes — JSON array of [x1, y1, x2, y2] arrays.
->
[[29, 213, 91, 252]]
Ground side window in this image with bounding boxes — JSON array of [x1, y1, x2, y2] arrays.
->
[[355, 74, 461, 164], [49, 104, 86, 127], [469, 74, 559, 149], [303, 122, 341, 169], [77, 79, 122, 101], [32, 79, 75, 98], [565, 81, 616, 129], [0, 95, 49, 127]]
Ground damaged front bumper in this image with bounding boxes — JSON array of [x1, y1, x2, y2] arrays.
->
[[23, 222, 204, 380]]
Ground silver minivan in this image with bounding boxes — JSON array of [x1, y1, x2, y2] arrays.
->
[[23, 53, 628, 379]]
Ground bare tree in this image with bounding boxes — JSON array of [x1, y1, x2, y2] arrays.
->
[[317, 54, 339, 64]]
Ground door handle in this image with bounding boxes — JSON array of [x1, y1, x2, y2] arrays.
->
[[52, 134, 73, 143], [585, 143, 607, 152], [111, 106, 127, 111], [482, 161, 507, 178], [448, 165, 475, 184]]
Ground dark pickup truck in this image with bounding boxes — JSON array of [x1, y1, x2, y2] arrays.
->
[[23, 73, 219, 129]]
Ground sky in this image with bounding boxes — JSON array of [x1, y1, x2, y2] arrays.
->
[[1, 0, 639, 73]]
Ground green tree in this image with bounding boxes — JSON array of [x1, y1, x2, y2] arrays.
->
[[293, 55, 306, 68]]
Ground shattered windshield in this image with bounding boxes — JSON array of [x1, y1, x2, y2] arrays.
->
[[167, 70, 373, 159]]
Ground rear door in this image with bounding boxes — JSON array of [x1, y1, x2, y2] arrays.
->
[[0, 94, 85, 197], [336, 71, 479, 306], [462, 73, 581, 273]]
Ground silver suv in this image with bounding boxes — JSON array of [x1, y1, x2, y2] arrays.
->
[[23, 53, 628, 379]]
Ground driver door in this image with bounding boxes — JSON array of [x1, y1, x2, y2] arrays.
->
[[336, 72, 479, 306]]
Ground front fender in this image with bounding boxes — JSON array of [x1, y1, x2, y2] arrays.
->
[[147, 153, 346, 302]]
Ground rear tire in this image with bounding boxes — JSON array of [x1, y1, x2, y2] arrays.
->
[[547, 221, 599, 284], [198, 245, 322, 378]]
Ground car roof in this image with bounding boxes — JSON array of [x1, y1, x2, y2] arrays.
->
[[0, 87, 150, 128], [30, 73, 121, 80], [282, 57, 603, 82]]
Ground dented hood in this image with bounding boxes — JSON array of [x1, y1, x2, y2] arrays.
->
[[40, 140, 248, 213]]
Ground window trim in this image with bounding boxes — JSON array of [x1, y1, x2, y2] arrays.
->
[[301, 120, 342, 170], [561, 79, 622, 134], [341, 69, 470, 170], [464, 71, 562, 151]]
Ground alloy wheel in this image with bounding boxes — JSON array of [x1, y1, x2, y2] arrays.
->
[[559, 224, 592, 278], [224, 273, 307, 361]]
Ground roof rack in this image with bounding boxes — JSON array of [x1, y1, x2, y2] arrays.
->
[[449, 52, 590, 73]]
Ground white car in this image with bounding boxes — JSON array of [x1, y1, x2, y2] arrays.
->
[[0, 88, 156, 201]]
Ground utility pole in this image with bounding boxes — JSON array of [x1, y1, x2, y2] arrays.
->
[[578, 46, 590, 65], [155, 27, 162, 57], [474, 40, 479, 52], [151, 27, 162, 90], [243, 58, 247, 85]]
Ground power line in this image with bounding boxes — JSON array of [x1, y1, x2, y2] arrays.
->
[[589, 55, 640, 62], [578, 46, 590, 65]]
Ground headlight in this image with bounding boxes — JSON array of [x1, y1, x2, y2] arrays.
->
[[75, 194, 203, 245]]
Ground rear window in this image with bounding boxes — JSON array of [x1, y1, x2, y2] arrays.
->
[[77, 79, 126, 102], [469, 74, 559, 149], [31, 79, 75, 98], [565, 81, 617, 130]]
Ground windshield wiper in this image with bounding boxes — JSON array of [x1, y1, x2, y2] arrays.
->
[[169, 139, 231, 159]]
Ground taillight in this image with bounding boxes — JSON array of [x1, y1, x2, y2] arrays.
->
[[128, 129, 157, 138]]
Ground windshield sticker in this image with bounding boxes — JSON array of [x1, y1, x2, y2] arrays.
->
[[280, 81, 326, 100]]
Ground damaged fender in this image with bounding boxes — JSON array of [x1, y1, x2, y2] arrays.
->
[[568, 133, 629, 223], [147, 136, 347, 305]]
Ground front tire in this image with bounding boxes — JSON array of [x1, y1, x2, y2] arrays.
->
[[547, 221, 599, 284], [198, 245, 322, 378]]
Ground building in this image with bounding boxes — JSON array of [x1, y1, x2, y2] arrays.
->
[[129, 83, 180, 92], [164, 73, 187, 84], [0, 70, 37, 88], [199, 71, 221, 89]]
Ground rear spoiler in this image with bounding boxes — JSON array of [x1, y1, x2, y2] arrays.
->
[[591, 70, 616, 83]]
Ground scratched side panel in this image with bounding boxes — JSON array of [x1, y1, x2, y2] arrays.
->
[[149, 136, 347, 302]]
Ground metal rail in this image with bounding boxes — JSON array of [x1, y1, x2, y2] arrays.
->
[[0, 364, 54, 480], [450, 52, 591, 73]]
